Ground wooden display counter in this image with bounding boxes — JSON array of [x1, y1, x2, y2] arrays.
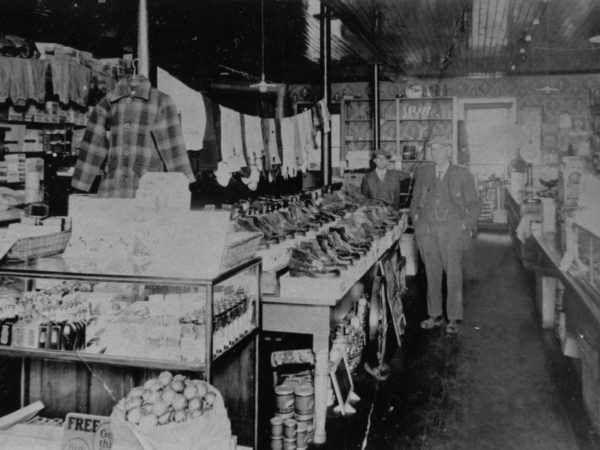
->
[[529, 231, 600, 430], [262, 221, 405, 444]]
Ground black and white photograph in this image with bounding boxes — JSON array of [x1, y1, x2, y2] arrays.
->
[[0, 0, 600, 448]]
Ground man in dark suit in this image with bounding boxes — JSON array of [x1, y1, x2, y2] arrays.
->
[[360, 149, 404, 209], [410, 141, 481, 334]]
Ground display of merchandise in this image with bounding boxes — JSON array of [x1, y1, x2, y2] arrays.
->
[[287, 202, 401, 278], [571, 222, 600, 294], [272, 380, 315, 448], [212, 287, 256, 357], [235, 198, 341, 247], [331, 296, 368, 373], [234, 185, 403, 277], [111, 371, 233, 450], [0, 278, 257, 363]]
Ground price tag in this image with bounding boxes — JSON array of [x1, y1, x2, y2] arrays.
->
[[62, 413, 112, 450]]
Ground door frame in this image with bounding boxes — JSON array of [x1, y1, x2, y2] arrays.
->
[[458, 97, 518, 177]]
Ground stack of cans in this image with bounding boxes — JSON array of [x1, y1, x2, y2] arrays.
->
[[271, 382, 314, 450]]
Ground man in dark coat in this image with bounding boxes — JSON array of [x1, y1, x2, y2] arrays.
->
[[360, 149, 404, 209], [410, 141, 481, 334]]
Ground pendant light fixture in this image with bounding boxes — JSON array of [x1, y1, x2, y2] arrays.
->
[[535, 3, 559, 94], [250, 0, 278, 93]]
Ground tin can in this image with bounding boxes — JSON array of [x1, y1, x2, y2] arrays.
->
[[294, 413, 313, 443], [283, 418, 297, 439], [294, 384, 314, 415], [296, 421, 308, 450], [270, 416, 283, 438], [275, 384, 295, 414], [271, 436, 283, 450], [282, 437, 296, 450]]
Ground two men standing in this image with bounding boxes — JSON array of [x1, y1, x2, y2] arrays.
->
[[361, 144, 481, 335]]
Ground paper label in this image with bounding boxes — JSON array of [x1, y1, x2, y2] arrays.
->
[[62, 413, 112, 450]]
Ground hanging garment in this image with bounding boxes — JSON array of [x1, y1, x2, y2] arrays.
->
[[214, 161, 233, 187], [157, 67, 206, 150], [292, 113, 304, 172], [220, 106, 246, 173], [71, 75, 194, 198], [8, 58, 40, 106], [296, 110, 314, 172], [192, 96, 221, 171], [49, 60, 71, 105], [316, 99, 331, 134], [266, 118, 281, 166], [307, 130, 322, 170], [0, 57, 10, 102], [280, 116, 297, 178], [31, 59, 48, 103], [239, 114, 250, 169], [244, 115, 264, 171], [69, 62, 92, 106]]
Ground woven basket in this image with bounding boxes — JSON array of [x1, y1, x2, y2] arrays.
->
[[5, 231, 72, 262]]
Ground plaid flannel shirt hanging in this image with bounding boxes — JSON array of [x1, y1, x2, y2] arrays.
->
[[71, 76, 194, 198]]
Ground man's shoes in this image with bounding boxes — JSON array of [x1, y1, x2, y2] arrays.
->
[[446, 320, 458, 335], [364, 362, 391, 381], [420, 316, 444, 329]]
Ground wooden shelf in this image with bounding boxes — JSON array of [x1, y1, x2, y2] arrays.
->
[[345, 138, 396, 142], [399, 118, 452, 121], [0, 119, 84, 128], [399, 97, 454, 101], [341, 97, 458, 179], [0, 346, 206, 372], [344, 119, 396, 122]]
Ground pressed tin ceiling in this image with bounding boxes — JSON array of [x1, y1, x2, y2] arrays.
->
[[1, 0, 600, 92], [322, 0, 600, 80]]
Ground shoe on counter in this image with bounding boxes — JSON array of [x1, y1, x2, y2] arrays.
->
[[316, 235, 356, 263], [329, 227, 371, 250], [420, 316, 444, 329], [299, 241, 351, 268], [288, 256, 341, 278]]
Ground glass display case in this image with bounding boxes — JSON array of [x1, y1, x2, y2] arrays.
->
[[0, 255, 260, 374], [572, 222, 600, 297], [0, 255, 261, 446]]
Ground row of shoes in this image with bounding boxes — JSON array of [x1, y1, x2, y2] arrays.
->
[[236, 201, 343, 246], [288, 206, 400, 278]]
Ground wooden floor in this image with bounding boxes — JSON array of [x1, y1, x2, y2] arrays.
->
[[297, 230, 600, 449]]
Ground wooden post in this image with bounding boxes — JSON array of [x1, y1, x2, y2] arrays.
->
[[137, 0, 149, 78], [313, 349, 329, 444]]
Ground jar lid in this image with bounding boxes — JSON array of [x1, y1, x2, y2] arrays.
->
[[294, 385, 314, 396], [275, 385, 294, 395]]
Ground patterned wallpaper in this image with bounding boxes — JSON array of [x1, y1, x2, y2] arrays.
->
[[289, 73, 600, 171]]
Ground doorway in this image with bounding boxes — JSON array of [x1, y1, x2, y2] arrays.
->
[[459, 98, 517, 179]]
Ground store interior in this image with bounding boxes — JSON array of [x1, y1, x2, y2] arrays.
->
[[0, 0, 600, 449]]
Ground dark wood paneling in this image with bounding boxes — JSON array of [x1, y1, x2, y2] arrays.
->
[[27, 360, 90, 416]]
